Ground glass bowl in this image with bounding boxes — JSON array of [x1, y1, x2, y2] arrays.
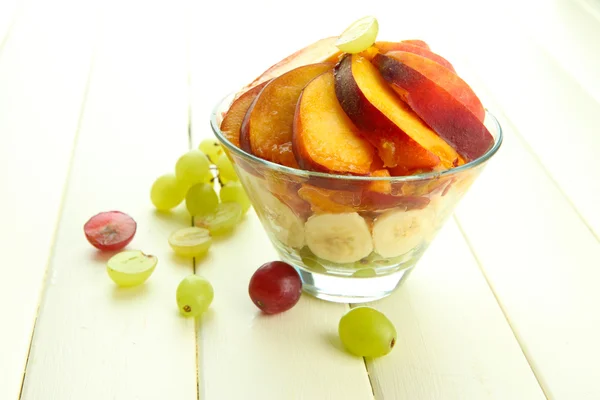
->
[[210, 93, 502, 303]]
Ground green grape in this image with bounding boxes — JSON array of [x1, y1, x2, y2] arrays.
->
[[215, 153, 239, 182], [176, 275, 214, 318], [335, 16, 379, 54], [352, 268, 376, 277], [175, 150, 211, 186], [168, 227, 212, 257], [299, 247, 327, 273], [150, 174, 187, 211], [338, 307, 397, 358], [107, 250, 157, 287], [219, 181, 251, 213], [185, 183, 218, 216], [199, 139, 224, 163], [195, 202, 242, 236]]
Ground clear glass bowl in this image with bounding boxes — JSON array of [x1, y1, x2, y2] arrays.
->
[[211, 93, 502, 303]]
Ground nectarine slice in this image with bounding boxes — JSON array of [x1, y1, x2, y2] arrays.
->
[[401, 40, 430, 50], [375, 41, 455, 72], [367, 169, 392, 194], [241, 37, 341, 95], [221, 81, 269, 148], [240, 63, 333, 168], [386, 51, 485, 122], [373, 53, 494, 161], [334, 54, 459, 170], [293, 71, 375, 174]]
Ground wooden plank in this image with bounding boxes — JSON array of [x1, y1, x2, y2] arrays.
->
[[0, 0, 98, 398], [19, 1, 198, 399], [366, 221, 546, 400], [0, 0, 18, 51], [425, 0, 600, 239]]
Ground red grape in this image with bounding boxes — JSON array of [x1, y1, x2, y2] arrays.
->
[[84, 211, 137, 251], [248, 261, 302, 314]]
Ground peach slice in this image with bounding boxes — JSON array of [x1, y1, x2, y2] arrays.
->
[[240, 37, 341, 95], [373, 53, 494, 161], [401, 40, 430, 50], [374, 41, 455, 72], [386, 51, 485, 122], [240, 63, 333, 168], [367, 169, 392, 194], [293, 71, 375, 174], [334, 54, 460, 170], [221, 81, 269, 148]]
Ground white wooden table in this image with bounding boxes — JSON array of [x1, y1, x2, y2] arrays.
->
[[1, 0, 598, 398]]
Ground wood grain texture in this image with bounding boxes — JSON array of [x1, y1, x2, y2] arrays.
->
[[366, 221, 546, 400], [19, 1, 198, 399], [0, 0, 98, 398]]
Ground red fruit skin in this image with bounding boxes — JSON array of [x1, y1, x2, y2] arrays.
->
[[83, 211, 137, 251], [248, 261, 303, 314]]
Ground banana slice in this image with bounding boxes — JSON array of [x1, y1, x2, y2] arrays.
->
[[305, 212, 373, 263], [372, 207, 434, 258], [255, 188, 305, 249]]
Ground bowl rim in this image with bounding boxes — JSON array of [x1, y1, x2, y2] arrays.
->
[[210, 92, 503, 182]]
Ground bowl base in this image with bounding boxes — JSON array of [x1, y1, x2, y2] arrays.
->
[[294, 266, 414, 303]]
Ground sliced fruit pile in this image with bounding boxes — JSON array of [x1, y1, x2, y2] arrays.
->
[[219, 16, 488, 267]]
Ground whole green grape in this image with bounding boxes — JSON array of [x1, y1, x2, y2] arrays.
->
[[338, 307, 397, 358], [150, 174, 187, 211], [176, 275, 214, 318], [175, 150, 211, 186], [215, 153, 238, 182], [185, 183, 218, 216], [199, 139, 224, 163], [219, 181, 251, 213], [195, 202, 242, 236]]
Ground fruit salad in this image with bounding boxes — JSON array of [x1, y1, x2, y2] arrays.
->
[[213, 17, 500, 279]]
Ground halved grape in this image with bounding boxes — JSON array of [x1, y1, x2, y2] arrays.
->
[[175, 150, 211, 187], [185, 183, 218, 216], [219, 181, 251, 213], [249, 261, 302, 314], [335, 16, 379, 54], [199, 139, 224, 163], [338, 307, 397, 358], [107, 250, 157, 287], [194, 202, 242, 236], [176, 275, 214, 318], [150, 174, 187, 211], [168, 227, 212, 257], [215, 153, 238, 182], [84, 211, 136, 251]]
